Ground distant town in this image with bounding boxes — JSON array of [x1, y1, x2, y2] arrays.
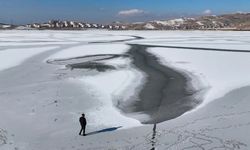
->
[[1, 13, 250, 30]]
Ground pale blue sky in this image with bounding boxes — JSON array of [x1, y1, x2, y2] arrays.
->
[[0, 0, 250, 24]]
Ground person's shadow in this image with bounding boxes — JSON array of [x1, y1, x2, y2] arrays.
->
[[86, 126, 122, 136]]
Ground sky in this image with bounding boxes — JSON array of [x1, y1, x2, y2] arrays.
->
[[0, 0, 250, 24]]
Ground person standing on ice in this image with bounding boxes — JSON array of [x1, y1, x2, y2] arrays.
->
[[79, 113, 87, 136]]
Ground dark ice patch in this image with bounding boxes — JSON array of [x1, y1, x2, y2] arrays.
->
[[47, 54, 129, 72], [66, 62, 116, 72]]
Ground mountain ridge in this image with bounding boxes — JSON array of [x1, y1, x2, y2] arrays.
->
[[1, 13, 250, 30]]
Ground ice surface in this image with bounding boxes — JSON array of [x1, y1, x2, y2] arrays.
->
[[1, 30, 250, 150]]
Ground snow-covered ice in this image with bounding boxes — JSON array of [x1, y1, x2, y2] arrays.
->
[[78, 69, 143, 128], [149, 47, 250, 110], [48, 44, 130, 60], [0, 46, 58, 71], [1, 30, 250, 150]]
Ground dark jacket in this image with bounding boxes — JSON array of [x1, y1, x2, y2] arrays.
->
[[79, 117, 87, 126]]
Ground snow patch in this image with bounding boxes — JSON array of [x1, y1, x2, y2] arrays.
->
[[144, 23, 155, 29]]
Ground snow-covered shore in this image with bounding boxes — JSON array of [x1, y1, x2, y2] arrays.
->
[[1, 30, 250, 150]]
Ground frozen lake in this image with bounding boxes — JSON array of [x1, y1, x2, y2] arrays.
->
[[1, 30, 250, 150]]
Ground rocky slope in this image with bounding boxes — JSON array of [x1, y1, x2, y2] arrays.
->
[[125, 13, 250, 30]]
